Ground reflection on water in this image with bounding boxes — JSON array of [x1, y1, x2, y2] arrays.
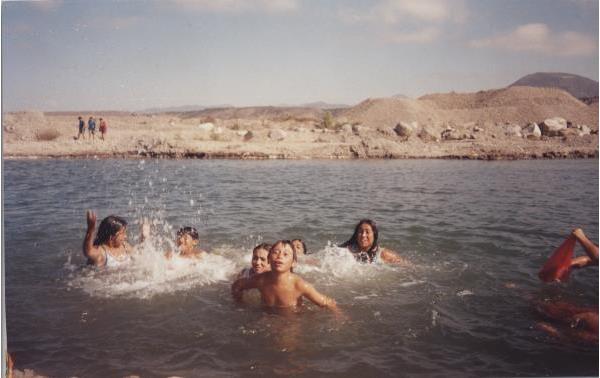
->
[[4, 159, 599, 377]]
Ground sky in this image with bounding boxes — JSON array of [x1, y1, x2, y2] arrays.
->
[[1, 0, 598, 111]]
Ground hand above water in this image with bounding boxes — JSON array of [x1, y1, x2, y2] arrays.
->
[[86, 210, 96, 231]]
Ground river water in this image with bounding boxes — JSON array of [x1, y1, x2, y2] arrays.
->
[[4, 159, 598, 377]]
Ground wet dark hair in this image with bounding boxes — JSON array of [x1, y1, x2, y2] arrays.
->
[[177, 226, 199, 240], [94, 215, 127, 246], [339, 219, 379, 260], [269, 240, 297, 272], [253, 243, 272, 255], [291, 238, 308, 255]]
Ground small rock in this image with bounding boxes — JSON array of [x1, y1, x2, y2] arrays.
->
[[473, 126, 483, 132], [418, 127, 438, 142], [340, 124, 353, 134], [377, 127, 395, 137], [505, 124, 522, 138], [578, 125, 591, 135], [236, 130, 248, 136], [197, 122, 214, 132], [268, 129, 286, 141], [522, 123, 541, 139], [243, 131, 253, 141]]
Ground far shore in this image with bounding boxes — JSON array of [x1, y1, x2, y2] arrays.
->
[[4, 87, 598, 161]]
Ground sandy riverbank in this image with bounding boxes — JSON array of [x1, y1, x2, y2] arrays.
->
[[3, 87, 598, 160]]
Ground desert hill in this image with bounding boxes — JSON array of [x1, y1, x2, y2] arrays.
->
[[340, 86, 597, 128], [510, 72, 598, 99]]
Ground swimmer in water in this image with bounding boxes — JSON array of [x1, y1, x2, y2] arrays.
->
[[340, 219, 410, 265], [166, 226, 207, 259], [83, 210, 149, 268], [569, 228, 599, 269], [237, 243, 271, 279], [231, 240, 340, 314], [291, 239, 307, 256]]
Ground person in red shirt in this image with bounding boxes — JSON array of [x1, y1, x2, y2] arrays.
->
[[99, 118, 108, 140]]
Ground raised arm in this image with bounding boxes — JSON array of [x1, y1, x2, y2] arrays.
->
[[83, 210, 105, 266], [380, 248, 412, 266], [231, 276, 259, 303], [572, 228, 599, 266]]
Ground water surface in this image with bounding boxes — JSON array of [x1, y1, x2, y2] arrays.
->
[[4, 159, 599, 377]]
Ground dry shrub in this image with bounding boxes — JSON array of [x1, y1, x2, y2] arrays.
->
[[36, 129, 61, 141]]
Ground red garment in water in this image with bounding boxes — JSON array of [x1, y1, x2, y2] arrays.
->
[[538, 235, 576, 282]]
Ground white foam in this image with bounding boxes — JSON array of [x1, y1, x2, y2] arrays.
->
[[67, 239, 237, 299]]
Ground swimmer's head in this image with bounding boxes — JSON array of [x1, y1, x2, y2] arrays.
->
[[252, 243, 271, 274], [176, 226, 199, 248], [343, 219, 379, 254], [269, 240, 296, 273], [291, 239, 307, 256], [94, 215, 128, 247]]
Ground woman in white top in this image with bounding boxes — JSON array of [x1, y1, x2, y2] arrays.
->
[[339, 219, 410, 265], [82, 210, 148, 268]]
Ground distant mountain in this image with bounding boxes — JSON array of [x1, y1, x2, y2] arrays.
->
[[141, 104, 232, 113], [300, 101, 350, 109], [510, 72, 598, 99]]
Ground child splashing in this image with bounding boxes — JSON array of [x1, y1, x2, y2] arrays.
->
[[231, 240, 340, 315], [166, 226, 207, 259], [83, 210, 149, 268]]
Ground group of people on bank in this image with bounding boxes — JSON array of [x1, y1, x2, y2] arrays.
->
[[76, 116, 108, 141]]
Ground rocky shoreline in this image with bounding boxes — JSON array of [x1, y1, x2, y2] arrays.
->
[[4, 87, 598, 161]]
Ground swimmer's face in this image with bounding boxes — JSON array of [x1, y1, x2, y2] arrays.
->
[[111, 228, 127, 247], [177, 233, 198, 249], [269, 243, 295, 273], [251, 248, 270, 274], [357, 224, 374, 251], [291, 240, 305, 256]]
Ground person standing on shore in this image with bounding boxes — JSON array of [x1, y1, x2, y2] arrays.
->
[[88, 116, 96, 140], [76, 116, 85, 140], [98, 117, 107, 141]]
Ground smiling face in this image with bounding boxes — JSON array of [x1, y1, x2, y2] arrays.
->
[[269, 242, 295, 273], [357, 223, 374, 251], [251, 247, 270, 274]]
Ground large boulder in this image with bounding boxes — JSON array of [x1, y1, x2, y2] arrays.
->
[[268, 129, 286, 141], [394, 121, 417, 138], [540, 117, 567, 137]]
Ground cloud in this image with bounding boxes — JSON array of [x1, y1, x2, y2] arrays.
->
[[172, 0, 299, 13], [470, 23, 597, 56], [338, 0, 467, 44], [29, 0, 63, 12], [339, 0, 467, 25], [385, 27, 441, 44]]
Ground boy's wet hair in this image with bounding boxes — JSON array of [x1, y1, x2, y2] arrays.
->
[[253, 243, 272, 255], [177, 226, 199, 240], [94, 215, 127, 246], [339, 219, 379, 258], [291, 238, 308, 255]]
